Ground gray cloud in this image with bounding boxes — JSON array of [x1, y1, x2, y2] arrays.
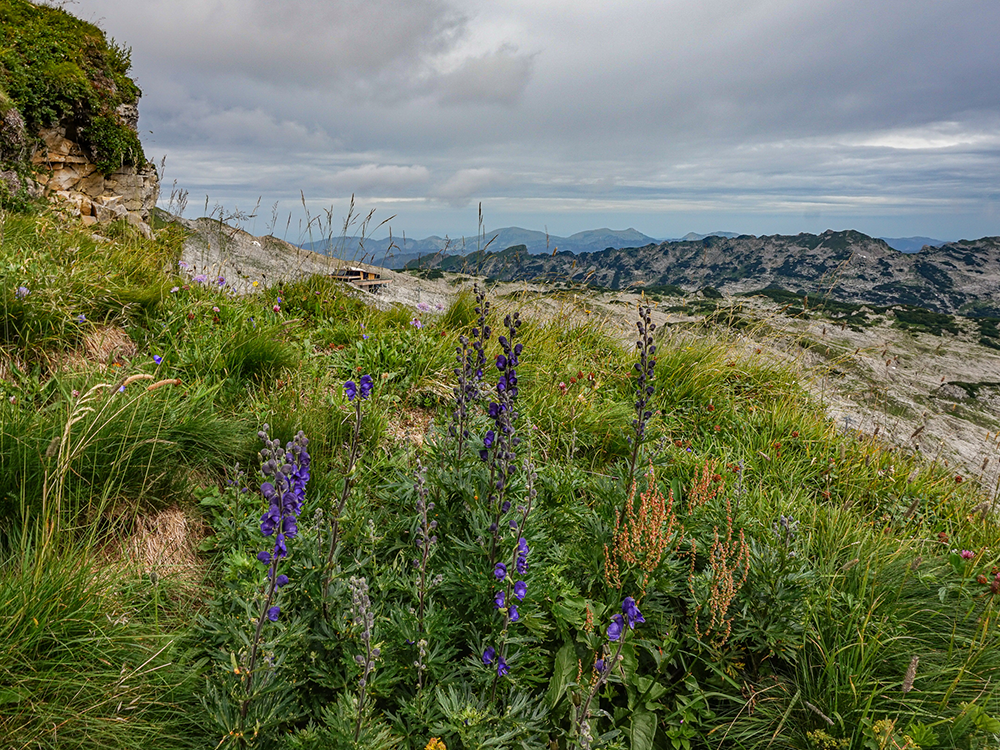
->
[[435, 46, 535, 105]]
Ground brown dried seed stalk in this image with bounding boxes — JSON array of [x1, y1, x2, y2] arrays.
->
[[604, 463, 683, 594]]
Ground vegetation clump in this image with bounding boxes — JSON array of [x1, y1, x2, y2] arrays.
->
[[0, 0, 146, 179]]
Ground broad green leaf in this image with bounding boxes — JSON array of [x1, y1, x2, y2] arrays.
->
[[545, 641, 577, 709], [629, 707, 657, 750]]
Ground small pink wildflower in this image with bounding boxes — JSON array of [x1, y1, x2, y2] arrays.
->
[[960, 550, 975, 560]]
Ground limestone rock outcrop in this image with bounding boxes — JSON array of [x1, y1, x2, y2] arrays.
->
[[30, 126, 158, 236]]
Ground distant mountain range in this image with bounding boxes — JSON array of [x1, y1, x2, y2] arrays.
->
[[300, 226, 663, 268], [404, 229, 1000, 316], [879, 236, 949, 253], [300, 226, 952, 268]]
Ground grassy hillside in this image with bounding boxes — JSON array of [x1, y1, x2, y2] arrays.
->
[[2, 206, 999, 749]]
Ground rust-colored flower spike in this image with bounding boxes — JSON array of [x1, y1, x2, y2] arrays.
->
[[604, 462, 683, 596], [689, 494, 750, 647], [687, 460, 723, 512]]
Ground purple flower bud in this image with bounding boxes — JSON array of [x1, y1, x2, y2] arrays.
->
[[514, 580, 527, 600], [497, 656, 509, 676], [509, 605, 519, 622], [494, 590, 505, 609], [344, 380, 357, 401], [275, 574, 289, 587], [267, 606, 280, 621], [595, 658, 605, 673], [257, 551, 271, 564], [483, 646, 495, 665], [494, 562, 507, 580]]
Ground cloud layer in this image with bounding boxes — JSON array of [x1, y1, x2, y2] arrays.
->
[[73, 0, 1000, 239]]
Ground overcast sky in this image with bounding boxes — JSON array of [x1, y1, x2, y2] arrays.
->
[[69, 0, 1000, 242]]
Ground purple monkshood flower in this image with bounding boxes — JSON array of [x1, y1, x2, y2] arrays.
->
[[595, 658, 605, 673], [622, 597, 645, 628], [482, 646, 495, 665], [15, 286, 29, 299], [494, 562, 507, 580], [267, 606, 280, 621], [514, 580, 527, 601], [607, 614, 625, 641], [257, 551, 271, 564], [497, 655, 509, 676], [346, 374, 374, 401], [275, 574, 289, 587], [509, 605, 519, 622], [494, 590, 505, 609]]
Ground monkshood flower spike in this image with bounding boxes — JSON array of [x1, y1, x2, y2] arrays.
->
[[323, 374, 374, 610], [449, 284, 492, 458], [573, 596, 643, 750], [622, 305, 656, 521], [484, 311, 523, 566], [240, 425, 310, 727]]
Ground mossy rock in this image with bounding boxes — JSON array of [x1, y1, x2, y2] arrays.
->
[[0, 0, 145, 174]]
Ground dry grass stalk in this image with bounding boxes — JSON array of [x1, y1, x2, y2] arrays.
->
[[604, 462, 683, 596]]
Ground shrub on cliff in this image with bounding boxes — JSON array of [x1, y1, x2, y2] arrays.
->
[[0, 0, 146, 175]]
